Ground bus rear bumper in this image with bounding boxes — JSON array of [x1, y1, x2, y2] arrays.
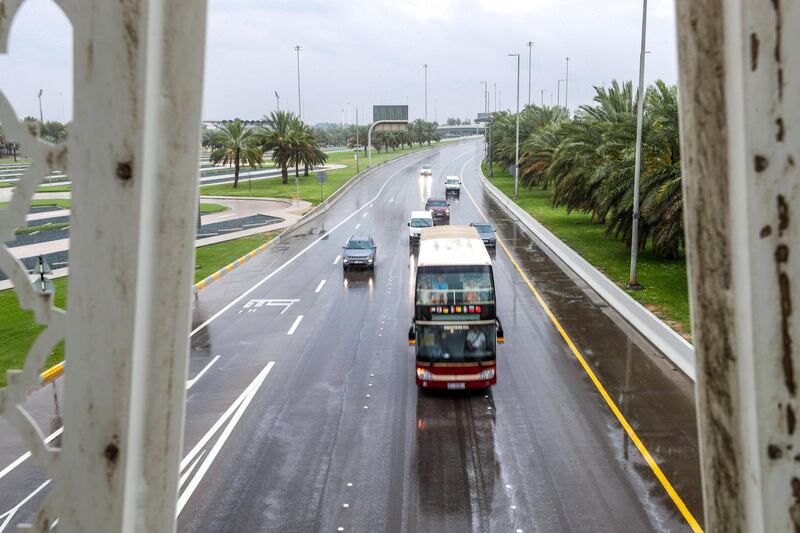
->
[[415, 376, 496, 389]]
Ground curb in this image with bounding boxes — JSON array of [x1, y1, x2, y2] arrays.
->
[[194, 236, 278, 291], [479, 163, 696, 381], [40, 361, 64, 385]]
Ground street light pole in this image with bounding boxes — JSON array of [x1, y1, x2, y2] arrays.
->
[[274, 91, 280, 112], [527, 41, 533, 107], [540, 89, 545, 107], [355, 108, 360, 173], [557, 79, 564, 106], [509, 53, 520, 199], [628, 0, 648, 290], [37, 89, 44, 123], [294, 45, 302, 120], [481, 81, 488, 114], [423, 64, 428, 121], [493, 82, 497, 112], [564, 56, 570, 112]]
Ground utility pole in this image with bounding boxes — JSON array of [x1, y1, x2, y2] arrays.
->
[[509, 53, 520, 199], [557, 79, 564, 107], [565, 56, 570, 112], [37, 89, 44, 123], [527, 41, 533, 107], [274, 91, 280, 112], [294, 45, 302, 120], [628, 0, 647, 290], [423, 64, 428, 121]]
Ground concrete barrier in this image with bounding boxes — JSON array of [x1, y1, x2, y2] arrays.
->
[[479, 169, 696, 381]]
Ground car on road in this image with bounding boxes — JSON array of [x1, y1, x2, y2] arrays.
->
[[408, 210, 433, 245], [425, 197, 450, 224], [420, 164, 433, 176], [444, 176, 461, 194], [470, 222, 496, 247], [342, 235, 377, 271]]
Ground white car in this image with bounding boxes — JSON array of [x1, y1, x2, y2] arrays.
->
[[420, 164, 433, 176], [445, 175, 461, 193], [407, 210, 433, 245]]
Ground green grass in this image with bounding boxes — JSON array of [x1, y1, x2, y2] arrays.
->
[[200, 144, 435, 203], [16, 222, 70, 235], [0, 231, 281, 386], [199, 202, 228, 214], [484, 162, 691, 336], [194, 231, 278, 282], [36, 184, 71, 192], [0, 199, 72, 210]]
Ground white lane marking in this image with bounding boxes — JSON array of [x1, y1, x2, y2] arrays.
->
[[0, 427, 63, 482], [355, 223, 361, 229], [287, 315, 304, 335], [186, 355, 221, 390], [314, 279, 326, 293], [0, 479, 50, 532], [176, 361, 275, 516], [362, 212, 368, 218], [333, 255, 341, 265], [389, 197, 394, 203], [189, 160, 412, 337], [178, 449, 207, 490]]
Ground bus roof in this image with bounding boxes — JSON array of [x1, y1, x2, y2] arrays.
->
[[417, 226, 491, 267]]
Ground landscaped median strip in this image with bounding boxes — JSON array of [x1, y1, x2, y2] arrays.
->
[[194, 236, 279, 292]]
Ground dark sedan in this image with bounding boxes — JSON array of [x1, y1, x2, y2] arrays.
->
[[470, 222, 496, 247]]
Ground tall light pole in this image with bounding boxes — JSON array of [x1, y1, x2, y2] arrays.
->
[[346, 102, 350, 124], [628, 0, 648, 290], [37, 89, 44, 123], [557, 79, 564, 106], [509, 53, 520, 199], [527, 41, 533, 107], [540, 88, 545, 107], [294, 45, 302, 120], [564, 56, 570, 112], [493, 83, 497, 112], [423, 64, 429, 121], [274, 91, 280, 112], [480, 81, 488, 114]]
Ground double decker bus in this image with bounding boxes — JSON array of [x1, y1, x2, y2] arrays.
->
[[409, 226, 503, 389]]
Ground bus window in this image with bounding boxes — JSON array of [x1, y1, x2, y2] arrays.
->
[[416, 324, 495, 361], [415, 266, 494, 306]]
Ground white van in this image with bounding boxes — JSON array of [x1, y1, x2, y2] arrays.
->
[[445, 175, 461, 193], [408, 210, 433, 245]]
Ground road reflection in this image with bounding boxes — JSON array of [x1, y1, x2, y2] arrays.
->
[[414, 389, 500, 530], [342, 269, 374, 294]]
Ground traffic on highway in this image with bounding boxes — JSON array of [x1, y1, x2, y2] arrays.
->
[[0, 140, 701, 532]]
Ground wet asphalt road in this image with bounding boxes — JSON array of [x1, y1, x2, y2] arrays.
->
[[0, 139, 701, 532]]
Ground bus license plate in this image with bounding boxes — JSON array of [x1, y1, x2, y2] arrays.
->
[[447, 382, 465, 390]]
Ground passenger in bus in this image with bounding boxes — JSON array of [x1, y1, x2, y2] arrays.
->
[[463, 279, 479, 303], [432, 274, 449, 304], [418, 279, 433, 304], [465, 326, 487, 353]]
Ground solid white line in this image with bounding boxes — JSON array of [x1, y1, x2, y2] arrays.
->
[[0, 480, 51, 533], [190, 161, 411, 337], [0, 427, 63, 482], [333, 255, 341, 265], [287, 315, 303, 335], [355, 223, 361, 229], [314, 279, 326, 293], [362, 212, 368, 218], [178, 449, 207, 490], [186, 355, 221, 390], [176, 361, 275, 516]]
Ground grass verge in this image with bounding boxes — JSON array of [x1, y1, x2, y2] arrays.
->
[[0, 231, 278, 387], [483, 161, 691, 337], [0, 200, 226, 215], [200, 144, 436, 203]]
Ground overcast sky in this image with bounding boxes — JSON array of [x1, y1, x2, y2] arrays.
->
[[0, 0, 679, 125]]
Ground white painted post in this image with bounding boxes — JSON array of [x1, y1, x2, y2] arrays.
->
[[0, 1, 207, 531], [676, 0, 800, 530]]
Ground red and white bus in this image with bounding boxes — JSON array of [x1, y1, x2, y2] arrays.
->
[[409, 226, 503, 389]]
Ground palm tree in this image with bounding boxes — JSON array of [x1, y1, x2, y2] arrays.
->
[[258, 111, 297, 184], [209, 119, 262, 188], [297, 123, 328, 176]]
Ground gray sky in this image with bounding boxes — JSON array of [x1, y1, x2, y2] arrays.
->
[[0, 0, 679, 125]]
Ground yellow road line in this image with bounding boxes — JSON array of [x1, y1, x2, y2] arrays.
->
[[460, 162, 703, 532]]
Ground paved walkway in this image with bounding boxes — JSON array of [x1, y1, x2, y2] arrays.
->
[[0, 193, 313, 290]]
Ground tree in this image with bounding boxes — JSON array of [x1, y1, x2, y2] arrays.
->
[[209, 119, 262, 188], [40, 121, 68, 143], [258, 111, 297, 184]]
